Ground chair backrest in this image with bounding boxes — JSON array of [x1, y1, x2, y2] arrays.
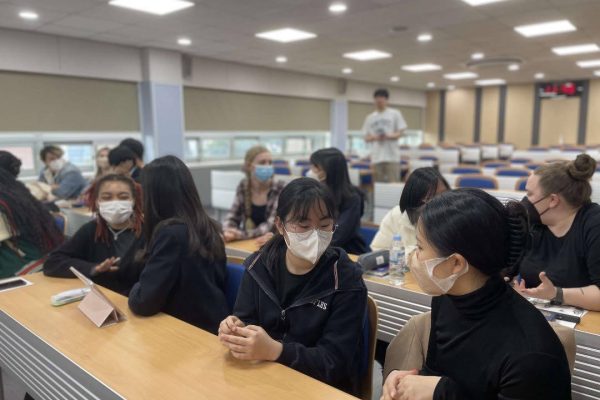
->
[[359, 226, 378, 246], [273, 166, 291, 175], [483, 161, 509, 169], [525, 162, 543, 170], [225, 262, 246, 313], [359, 295, 379, 400], [511, 158, 532, 165], [451, 166, 482, 175], [52, 212, 68, 236], [495, 168, 531, 177], [419, 156, 438, 161], [528, 147, 549, 152], [515, 177, 528, 191], [351, 163, 371, 170], [455, 175, 498, 189], [550, 322, 576, 373], [295, 160, 310, 167]]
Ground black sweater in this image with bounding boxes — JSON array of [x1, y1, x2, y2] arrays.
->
[[423, 276, 571, 400], [128, 223, 229, 334], [234, 246, 367, 396], [332, 191, 369, 255], [43, 221, 145, 296]]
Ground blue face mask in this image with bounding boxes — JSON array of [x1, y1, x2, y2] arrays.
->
[[254, 165, 274, 182]]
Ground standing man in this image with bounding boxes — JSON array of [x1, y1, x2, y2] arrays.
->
[[362, 89, 407, 182]]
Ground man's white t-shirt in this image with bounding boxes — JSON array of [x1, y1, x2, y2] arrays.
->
[[362, 107, 407, 164]]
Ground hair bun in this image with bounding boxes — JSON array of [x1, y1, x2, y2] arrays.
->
[[568, 154, 596, 182]]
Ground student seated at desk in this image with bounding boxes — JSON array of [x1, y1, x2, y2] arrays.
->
[[219, 178, 367, 396], [223, 145, 285, 246], [0, 164, 63, 278], [514, 154, 600, 311], [94, 147, 111, 179], [108, 146, 142, 184], [44, 174, 145, 295], [128, 156, 228, 333], [119, 138, 145, 182], [371, 167, 449, 256], [38, 145, 87, 200], [307, 147, 369, 254], [382, 189, 571, 400]]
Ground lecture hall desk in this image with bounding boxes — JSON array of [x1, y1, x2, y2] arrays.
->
[[225, 239, 600, 400], [0, 274, 356, 400]]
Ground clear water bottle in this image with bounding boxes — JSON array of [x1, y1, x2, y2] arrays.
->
[[389, 234, 406, 285]]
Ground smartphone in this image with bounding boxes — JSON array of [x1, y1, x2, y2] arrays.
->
[[0, 278, 28, 292]]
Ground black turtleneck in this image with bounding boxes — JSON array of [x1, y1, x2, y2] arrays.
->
[[422, 276, 571, 400]]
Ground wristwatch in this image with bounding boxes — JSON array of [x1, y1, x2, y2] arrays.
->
[[550, 287, 564, 305]]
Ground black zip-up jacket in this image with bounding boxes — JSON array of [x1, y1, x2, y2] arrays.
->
[[233, 246, 367, 396]]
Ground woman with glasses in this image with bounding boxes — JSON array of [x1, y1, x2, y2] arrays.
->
[[218, 178, 367, 396]]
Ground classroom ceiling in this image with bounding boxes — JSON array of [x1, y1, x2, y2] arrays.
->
[[1, 0, 600, 90]]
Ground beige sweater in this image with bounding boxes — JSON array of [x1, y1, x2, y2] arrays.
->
[[370, 206, 417, 257]]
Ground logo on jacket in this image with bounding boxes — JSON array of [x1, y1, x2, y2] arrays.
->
[[312, 299, 328, 311]]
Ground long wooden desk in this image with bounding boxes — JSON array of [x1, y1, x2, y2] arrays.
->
[[226, 239, 359, 262], [0, 274, 356, 400], [226, 240, 600, 400]]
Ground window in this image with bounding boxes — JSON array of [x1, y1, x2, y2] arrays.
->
[[233, 137, 259, 158], [184, 138, 201, 161], [261, 138, 284, 155], [201, 138, 230, 160], [285, 137, 306, 154], [46, 142, 94, 171], [0, 145, 36, 172]]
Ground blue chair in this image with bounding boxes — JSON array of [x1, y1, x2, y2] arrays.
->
[[359, 296, 378, 400], [525, 163, 543, 170], [511, 158, 531, 165], [274, 166, 291, 175], [419, 156, 438, 161], [451, 166, 482, 175], [515, 177, 528, 191], [351, 163, 371, 170], [295, 160, 310, 167], [52, 213, 67, 235], [456, 175, 498, 189], [359, 226, 378, 246], [360, 172, 373, 186], [495, 168, 530, 177], [225, 262, 246, 313], [483, 161, 508, 169]]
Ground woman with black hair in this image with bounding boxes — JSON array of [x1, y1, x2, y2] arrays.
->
[[0, 166, 63, 278], [44, 174, 145, 295], [128, 156, 228, 333], [382, 189, 571, 400], [218, 178, 367, 396], [0, 150, 22, 177], [370, 167, 449, 254], [307, 147, 369, 254]]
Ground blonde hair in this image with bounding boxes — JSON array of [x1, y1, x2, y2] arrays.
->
[[242, 145, 270, 231]]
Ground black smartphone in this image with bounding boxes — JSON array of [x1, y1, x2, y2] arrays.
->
[[0, 278, 28, 292]]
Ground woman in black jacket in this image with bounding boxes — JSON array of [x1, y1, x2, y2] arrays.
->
[[128, 156, 228, 334], [44, 174, 144, 295], [307, 147, 369, 254], [218, 178, 367, 396]]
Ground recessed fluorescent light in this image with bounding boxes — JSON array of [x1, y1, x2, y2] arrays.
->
[[508, 64, 520, 71], [275, 56, 287, 63], [329, 2, 347, 13], [447, 85, 456, 90], [177, 37, 191, 46], [390, 76, 400, 82], [444, 72, 478, 80], [471, 52, 485, 60], [462, 0, 507, 5], [19, 10, 39, 20], [552, 43, 600, 56], [535, 72, 545, 79], [109, 0, 194, 15], [514, 20, 576, 38], [256, 28, 316, 43], [427, 82, 436, 88], [401, 63, 442, 72], [342, 68, 352, 74], [343, 49, 391, 61], [594, 70, 600, 77], [417, 33, 432, 42], [476, 79, 506, 86], [577, 59, 600, 68]]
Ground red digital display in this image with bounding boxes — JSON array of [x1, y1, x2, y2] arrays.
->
[[539, 81, 583, 98]]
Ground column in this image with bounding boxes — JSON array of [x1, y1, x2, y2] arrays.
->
[[330, 98, 348, 152]]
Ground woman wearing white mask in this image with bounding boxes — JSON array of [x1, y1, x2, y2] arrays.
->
[[381, 188, 571, 400], [44, 174, 145, 295], [219, 178, 367, 396], [94, 147, 111, 179], [223, 145, 285, 245], [38, 145, 87, 200]]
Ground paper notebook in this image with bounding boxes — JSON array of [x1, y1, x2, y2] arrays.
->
[[70, 267, 127, 328]]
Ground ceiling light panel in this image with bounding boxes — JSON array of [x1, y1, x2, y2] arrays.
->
[[577, 59, 600, 68], [444, 72, 478, 80], [476, 79, 506, 86], [552, 44, 599, 56], [462, 0, 507, 5], [514, 20, 576, 38], [255, 28, 317, 43], [343, 49, 391, 61], [108, 0, 194, 15], [401, 63, 442, 72]]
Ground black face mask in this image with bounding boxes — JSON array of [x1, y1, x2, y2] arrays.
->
[[521, 196, 550, 226]]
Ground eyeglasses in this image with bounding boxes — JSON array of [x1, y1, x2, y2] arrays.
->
[[284, 222, 337, 236]]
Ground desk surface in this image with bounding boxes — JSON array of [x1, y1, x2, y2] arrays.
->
[[226, 239, 359, 262], [0, 274, 355, 400]]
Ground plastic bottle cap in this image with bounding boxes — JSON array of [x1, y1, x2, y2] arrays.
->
[[393, 234, 402, 241]]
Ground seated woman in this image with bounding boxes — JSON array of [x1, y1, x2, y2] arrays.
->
[[0, 160, 63, 278], [223, 145, 285, 246], [307, 147, 369, 254], [382, 188, 571, 400], [515, 154, 600, 311], [38, 145, 87, 200], [371, 167, 449, 256], [128, 156, 228, 333], [94, 147, 111, 179], [44, 174, 145, 295], [218, 178, 367, 396]]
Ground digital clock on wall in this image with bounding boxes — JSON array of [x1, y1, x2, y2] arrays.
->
[[538, 81, 584, 99]]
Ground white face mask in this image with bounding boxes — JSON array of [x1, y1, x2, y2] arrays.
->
[[283, 226, 333, 264], [49, 158, 66, 172], [98, 200, 134, 226], [306, 169, 325, 182], [411, 254, 469, 296]]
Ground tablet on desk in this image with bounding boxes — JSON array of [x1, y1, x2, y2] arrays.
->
[[0, 277, 32, 293]]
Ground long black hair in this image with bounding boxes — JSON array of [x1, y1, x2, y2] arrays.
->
[[419, 188, 529, 276], [260, 178, 336, 268], [310, 147, 362, 209], [400, 167, 450, 225], [141, 155, 224, 264], [0, 151, 21, 177], [0, 168, 63, 252]]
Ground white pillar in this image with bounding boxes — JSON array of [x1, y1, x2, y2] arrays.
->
[[330, 99, 348, 152]]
